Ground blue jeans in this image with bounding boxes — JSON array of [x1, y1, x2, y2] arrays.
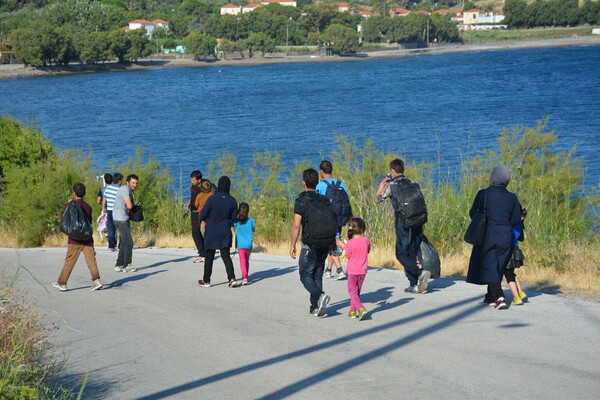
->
[[298, 244, 328, 312], [395, 216, 422, 286], [107, 210, 117, 249], [114, 220, 133, 267]]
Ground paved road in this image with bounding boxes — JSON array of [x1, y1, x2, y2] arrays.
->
[[2, 247, 599, 399]]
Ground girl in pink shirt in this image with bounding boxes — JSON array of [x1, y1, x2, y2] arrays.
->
[[337, 217, 371, 321]]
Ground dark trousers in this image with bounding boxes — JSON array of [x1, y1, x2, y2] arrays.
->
[[203, 248, 235, 283], [107, 210, 117, 249], [298, 245, 328, 312], [114, 220, 133, 267], [395, 217, 422, 286], [486, 283, 505, 302], [191, 211, 206, 257]]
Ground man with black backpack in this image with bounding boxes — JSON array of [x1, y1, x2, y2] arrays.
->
[[290, 168, 337, 317], [316, 160, 353, 280], [376, 158, 430, 294]]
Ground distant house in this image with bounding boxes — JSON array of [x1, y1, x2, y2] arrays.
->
[[337, 2, 349, 13], [461, 8, 506, 30], [223, 0, 297, 15], [359, 10, 373, 19], [125, 19, 169, 38], [220, 3, 241, 15], [391, 8, 411, 17]]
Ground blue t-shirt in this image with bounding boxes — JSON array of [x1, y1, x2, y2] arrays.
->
[[512, 222, 523, 247], [234, 217, 256, 250], [315, 177, 349, 196]]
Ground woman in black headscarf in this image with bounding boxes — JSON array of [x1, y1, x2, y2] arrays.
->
[[198, 176, 239, 288], [467, 166, 522, 309]]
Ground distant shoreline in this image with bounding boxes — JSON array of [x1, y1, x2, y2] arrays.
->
[[1, 36, 599, 80]]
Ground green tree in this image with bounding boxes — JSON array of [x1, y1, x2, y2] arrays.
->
[[430, 14, 459, 43], [108, 29, 130, 63], [10, 20, 67, 66], [324, 23, 360, 55], [182, 31, 216, 60], [78, 31, 112, 64], [503, 0, 528, 28], [126, 28, 150, 61], [246, 32, 277, 57], [42, 0, 127, 32]]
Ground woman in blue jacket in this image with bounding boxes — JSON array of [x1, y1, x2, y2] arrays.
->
[[198, 176, 239, 288], [467, 166, 522, 310]]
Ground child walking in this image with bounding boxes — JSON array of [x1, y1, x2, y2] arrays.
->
[[505, 207, 528, 306], [337, 217, 371, 321], [234, 202, 256, 285]]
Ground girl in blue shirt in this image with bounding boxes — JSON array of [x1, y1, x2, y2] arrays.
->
[[234, 202, 256, 285]]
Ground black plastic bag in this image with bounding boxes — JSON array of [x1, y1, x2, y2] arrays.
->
[[59, 201, 93, 241], [418, 234, 441, 279], [129, 203, 144, 222]]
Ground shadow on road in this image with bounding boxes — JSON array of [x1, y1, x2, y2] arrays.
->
[[135, 294, 484, 400], [105, 270, 167, 289]]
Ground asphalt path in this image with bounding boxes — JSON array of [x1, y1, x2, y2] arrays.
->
[[2, 247, 599, 399]]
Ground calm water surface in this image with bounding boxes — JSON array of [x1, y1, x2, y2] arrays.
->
[[2, 45, 599, 188]]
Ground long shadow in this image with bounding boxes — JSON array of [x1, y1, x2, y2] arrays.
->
[[326, 286, 406, 318], [136, 295, 483, 400], [51, 372, 119, 400], [105, 270, 167, 288], [139, 257, 191, 271], [249, 266, 297, 284]]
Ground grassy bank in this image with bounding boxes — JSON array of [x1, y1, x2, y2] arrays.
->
[[461, 26, 599, 44], [0, 275, 79, 398], [1, 116, 599, 296]]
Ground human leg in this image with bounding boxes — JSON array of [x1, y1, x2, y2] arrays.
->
[[487, 282, 506, 309], [57, 244, 82, 285], [298, 245, 328, 312], [221, 248, 236, 281], [190, 212, 206, 258], [395, 221, 422, 286], [81, 245, 100, 281], [107, 211, 116, 250], [202, 249, 216, 283], [238, 249, 250, 281], [347, 274, 364, 311], [114, 220, 133, 266]]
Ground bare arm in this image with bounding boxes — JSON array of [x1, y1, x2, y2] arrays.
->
[[289, 214, 302, 259], [375, 177, 390, 203], [124, 196, 133, 210]]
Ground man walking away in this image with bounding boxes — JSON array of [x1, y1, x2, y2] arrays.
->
[[375, 159, 430, 294], [316, 160, 352, 280], [290, 168, 337, 317], [113, 174, 139, 273], [102, 172, 123, 253], [53, 183, 102, 291]]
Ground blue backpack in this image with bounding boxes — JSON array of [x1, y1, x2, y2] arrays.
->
[[323, 180, 353, 227]]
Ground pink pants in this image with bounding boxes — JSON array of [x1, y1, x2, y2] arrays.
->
[[347, 274, 366, 312], [238, 249, 251, 280]]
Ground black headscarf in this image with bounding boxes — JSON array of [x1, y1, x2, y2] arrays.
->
[[490, 165, 510, 187], [217, 176, 231, 194]]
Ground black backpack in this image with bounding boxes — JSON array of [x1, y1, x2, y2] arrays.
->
[[323, 180, 353, 227], [303, 194, 338, 248], [390, 178, 428, 228]]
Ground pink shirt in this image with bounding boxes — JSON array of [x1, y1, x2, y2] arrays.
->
[[345, 236, 371, 275]]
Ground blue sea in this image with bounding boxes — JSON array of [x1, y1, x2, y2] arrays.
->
[[1, 45, 599, 189]]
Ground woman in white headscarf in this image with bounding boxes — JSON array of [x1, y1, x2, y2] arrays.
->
[[467, 166, 522, 310]]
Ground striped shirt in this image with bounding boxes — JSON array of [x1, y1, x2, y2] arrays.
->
[[103, 183, 120, 211]]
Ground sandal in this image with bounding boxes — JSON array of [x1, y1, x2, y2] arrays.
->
[[192, 257, 205, 263]]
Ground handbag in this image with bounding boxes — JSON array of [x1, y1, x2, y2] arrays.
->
[[464, 189, 487, 246], [129, 193, 144, 222], [418, 234, 441, 279], [60, 200, 93, 241]]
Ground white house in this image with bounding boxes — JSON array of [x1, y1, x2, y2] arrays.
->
[[126, 19, 169, 38], [220, 3, 242, 15]]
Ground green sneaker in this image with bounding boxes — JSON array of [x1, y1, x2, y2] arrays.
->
[[348, 311, 357, 319], [519, 291, 528, 301], [357, 307, 368, 321], [511, 297, 523, 306]]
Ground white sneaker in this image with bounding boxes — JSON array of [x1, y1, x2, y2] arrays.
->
[[52, 282, 67, 292], [336, 271, 346, 280], [123, 266, 137, 272], [417, 270, 431, 294], [324, 270, 332, 279], [114, 265, 124, 272], [315, 294, 330, 317], [92, 280, 103, 291]]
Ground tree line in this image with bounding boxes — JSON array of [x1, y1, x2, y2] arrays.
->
[[503, 0, 600, 29]]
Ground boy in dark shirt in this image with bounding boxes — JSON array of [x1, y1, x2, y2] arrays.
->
[[53, 183, 102, 291]]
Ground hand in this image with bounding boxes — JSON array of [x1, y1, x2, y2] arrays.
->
[[290, 245, 297, 259]]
